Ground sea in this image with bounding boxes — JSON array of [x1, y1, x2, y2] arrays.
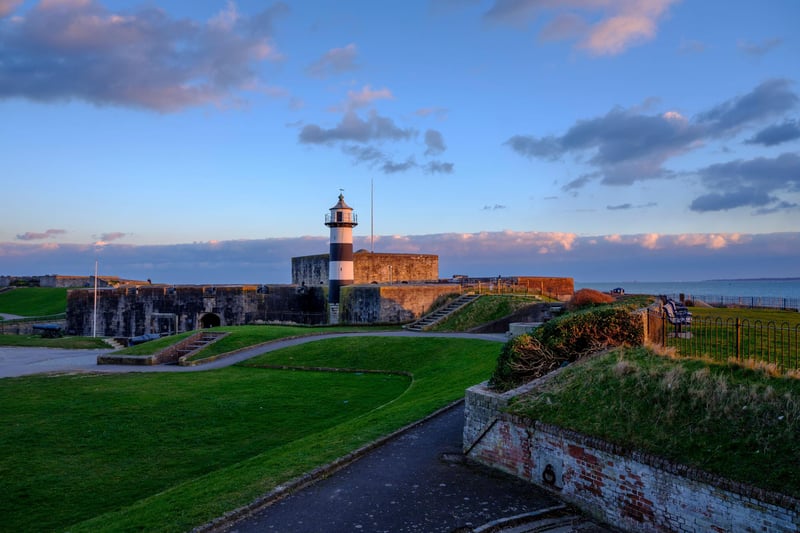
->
[[575, 279, 800, 301]]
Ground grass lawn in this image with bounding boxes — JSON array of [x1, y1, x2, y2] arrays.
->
[[113, 324, 398, 360], [0, 336, 500, 532], [666, 306, 800, 369], [0, 335, 110, 349], [509, 346, 800, 497], [0, 287, 67, 316], [431, 295, 541, 332]]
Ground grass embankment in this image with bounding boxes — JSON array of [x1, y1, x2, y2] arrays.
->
[[113, 324, 396, 360], [0, 287, 67, 317], [431, 295, 541, 332], [509, 346, 800, 497], [0, 335, 109, 349], [0, 336, 499, 532], [689, 306, 800, 326]]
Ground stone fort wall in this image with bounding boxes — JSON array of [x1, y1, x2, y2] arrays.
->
[[292, 252, 439, 286], [340, 284, 459, 324], [66, 285, 326, 337], [1, 275, 132, 288]]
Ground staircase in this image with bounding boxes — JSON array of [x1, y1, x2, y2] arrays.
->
[[404, 293, 480, 332], [171, 332, 227, 362]]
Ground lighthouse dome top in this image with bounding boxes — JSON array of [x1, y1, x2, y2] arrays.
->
[[330, 192, 353, 211]]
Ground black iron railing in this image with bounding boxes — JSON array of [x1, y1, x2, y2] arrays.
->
[[648, 309, 800, 370]]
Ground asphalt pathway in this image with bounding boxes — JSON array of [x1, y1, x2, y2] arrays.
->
[[225, 404, 570, 533]]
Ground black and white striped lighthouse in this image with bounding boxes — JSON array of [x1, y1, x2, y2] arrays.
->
[[325, 192, 357, 322]]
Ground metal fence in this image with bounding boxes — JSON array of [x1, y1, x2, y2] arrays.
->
[[664, 293, 799, 311], [647, 309, 800, 371]]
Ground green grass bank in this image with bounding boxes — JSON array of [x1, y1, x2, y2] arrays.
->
[[508, 346, 800, 498], [0, 335, 499, 532]]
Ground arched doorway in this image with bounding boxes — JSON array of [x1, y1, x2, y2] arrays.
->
[[199, 313, 221, 329]]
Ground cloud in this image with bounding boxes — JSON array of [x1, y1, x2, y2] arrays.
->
[[382, 157, 417, 174], [306, 43, 359, 78], [745, 119, 800, 146], [2, 231, 798, 284], [423, 160, 454, 174], [607, 202, 657, 210], [0, 0, 288, 112], [506, 79, 799, 189], [690, 152, 800, 213], [16, 228, 67, 241], [0, 0, 23, 18], [415, 107, 448, 120], [299, 110, 415, 144], [738, 37, 783, 57], [341, 144, 453, 175], [483, 0, 679, 56], [424, 129, 447, 156], [696, 79, 798, 134], [98, 232, 128, 242], [345, 85, 393, 109]]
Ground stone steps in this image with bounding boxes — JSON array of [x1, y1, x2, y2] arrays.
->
[[404, 294, 480, 331]]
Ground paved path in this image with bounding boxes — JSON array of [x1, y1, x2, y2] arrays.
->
[[0, 331, 507, 378], [0, 313, 24, 320], [223, 404, 611, 533]]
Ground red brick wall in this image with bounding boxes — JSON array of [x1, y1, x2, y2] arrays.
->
[[465, 383, 800, 532]]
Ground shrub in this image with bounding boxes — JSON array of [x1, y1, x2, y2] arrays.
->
[[489, 306, 643, 391], [566, 288, 614, 310]]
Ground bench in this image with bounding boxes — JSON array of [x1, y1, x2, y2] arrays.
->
[[662, 298, 692, 334]]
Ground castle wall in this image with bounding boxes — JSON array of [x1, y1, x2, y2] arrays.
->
[[339, 284, 458, 324], [66, 285, 326, 337], [516, 276, 574, 301], [291, 254, 329, 287], [353, 252, 438, 283], [292, 252, 439, 286]]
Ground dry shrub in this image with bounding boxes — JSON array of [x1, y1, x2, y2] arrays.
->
[[489, 306, 643, 391], [566, 288, 614, 311]]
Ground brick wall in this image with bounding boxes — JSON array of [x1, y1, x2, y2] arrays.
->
[[464, 382, 800, 532], [516, 276, 574, 301]]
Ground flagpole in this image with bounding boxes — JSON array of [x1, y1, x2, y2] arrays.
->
[[92, 259, 98, 338], [370, 178, 374, 253]]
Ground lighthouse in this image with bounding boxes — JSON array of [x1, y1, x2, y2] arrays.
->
[[325, 192, 358, 323]]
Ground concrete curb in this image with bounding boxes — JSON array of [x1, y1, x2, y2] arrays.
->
[[191, 399, 466, 533]]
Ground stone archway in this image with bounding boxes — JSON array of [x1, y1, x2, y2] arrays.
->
[[199, 313, 221, 329]]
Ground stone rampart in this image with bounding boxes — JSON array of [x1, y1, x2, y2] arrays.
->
[[516, 276, 574, 301], [340, 284, 458, 324], [67, 285, 326, 337], [292, 252, 439, 286], [464, 379, 800, 533]]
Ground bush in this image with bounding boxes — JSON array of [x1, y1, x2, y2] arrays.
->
[[489, 306, 643, 391], [566, 288, 614, 310]]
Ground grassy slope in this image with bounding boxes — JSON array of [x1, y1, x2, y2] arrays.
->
[[0, 287, 67, 316], [431, 295, 540, 332], [690, 306, 800, 326], [0, 336, 499, 532], [508, 346, 800, 497]]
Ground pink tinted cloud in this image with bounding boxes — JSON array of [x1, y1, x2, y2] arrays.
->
[[0, 231, 797, 283], [346, 85, 394, 109], [485, 0, 679, 56], [16, 228, 67, 241], [0, 0, 23, 17], [0, 0, 287, 111]]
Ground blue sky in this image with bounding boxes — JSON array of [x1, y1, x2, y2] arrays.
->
[[1, 0, 798, 284]]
